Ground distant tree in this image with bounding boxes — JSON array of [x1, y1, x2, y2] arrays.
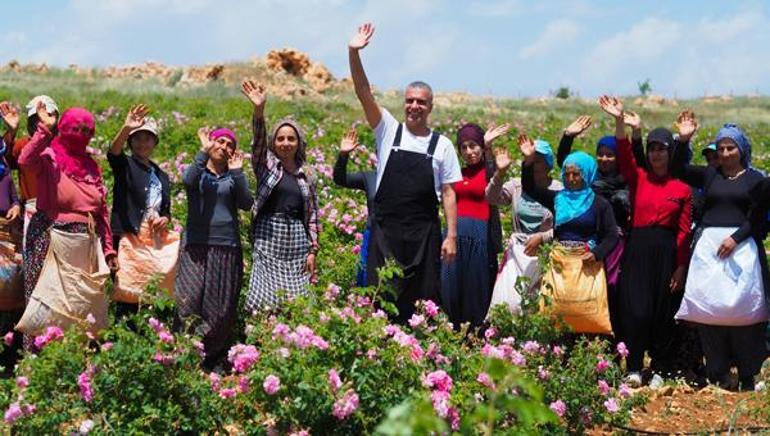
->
[[554, 86, 571, 99], [637, 79, 652, 96]]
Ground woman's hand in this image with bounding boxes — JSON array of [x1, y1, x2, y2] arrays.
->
[[340, 128, 359, 155], [36, 101, 57, 130], [0, 102, 19, 131], [4, 204, 20, 222], [228, 149, 244, 170], [107, 254, 120, 273], [484, 123, 511, 146], [675, 109, 698, 142], [564, 115, 592, 137], [306, 253, 317, 282], [523, 233, 542, 257], [717, 236, 737, 259], [517, 133, 536, 161], [669, 265, 686, 292], [623, 111, 642, 130], [198, 127, 214, 154], [241, 80, 267, 108], [598, 95, 624, 119], [494, 148, 512, 173], [123, 104, 149, 130]]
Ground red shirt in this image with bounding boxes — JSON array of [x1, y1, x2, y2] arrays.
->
[[454, 164, 490, 221], [617, 137, 691, 266]]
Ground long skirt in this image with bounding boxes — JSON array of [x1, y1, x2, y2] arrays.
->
[[174, 243, 243, 366], [617, 226, 680, 373], [440, 217, 490, 328], [246, 214, 310, 313]]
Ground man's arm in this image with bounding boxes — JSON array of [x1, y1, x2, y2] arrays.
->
[[348, 23, 382, 129]]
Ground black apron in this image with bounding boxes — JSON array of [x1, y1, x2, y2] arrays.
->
[[367, 124, 441, 323]]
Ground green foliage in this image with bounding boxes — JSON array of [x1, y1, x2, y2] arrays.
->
[[637, 79, 652, 96], [554, 87, 571, 99]]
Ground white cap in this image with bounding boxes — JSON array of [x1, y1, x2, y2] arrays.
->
[[25, 95, 59, 118], [129, 117, 159, 140]]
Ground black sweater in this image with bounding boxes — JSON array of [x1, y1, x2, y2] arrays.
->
[[522, 162, 619, 261]]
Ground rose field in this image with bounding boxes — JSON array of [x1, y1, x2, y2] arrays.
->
[[1, 62, 770, 434]]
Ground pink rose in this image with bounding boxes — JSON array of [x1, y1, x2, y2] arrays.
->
[[263, 375, 280, 395]]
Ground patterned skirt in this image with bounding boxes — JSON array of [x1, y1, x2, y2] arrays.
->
[[246, 213, 310, 312], [174, 243, 243, 364]]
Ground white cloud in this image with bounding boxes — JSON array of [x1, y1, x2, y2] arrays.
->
[[519, 18, 581, 59]]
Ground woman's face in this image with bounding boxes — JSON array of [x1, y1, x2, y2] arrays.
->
[[210, 136, 235, 163], [647, 143, 669, 174], [596, 146, 617, 174], [460, 140, 483, 166], [532, 154, 551, 188], [717, 138, 742, 169], [274, 125, 299, 162], [563, 164, 585, 190], [129, 131, 157, 161]]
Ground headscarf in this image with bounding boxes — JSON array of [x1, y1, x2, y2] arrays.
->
[[269, 118, 307, 167], [456, 123, 485, 150], [210, 127, 237, 148], [595, 135, 617, 155], [715, 123, 751, 168], [534, 139, 554, 170], [50, 108, 102, 186], [555, 151, 597, 227]]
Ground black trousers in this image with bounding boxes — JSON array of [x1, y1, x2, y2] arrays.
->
[[698, 322, 767, 387]]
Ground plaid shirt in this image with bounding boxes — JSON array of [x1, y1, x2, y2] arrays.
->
[[251, 116, 319, 251]]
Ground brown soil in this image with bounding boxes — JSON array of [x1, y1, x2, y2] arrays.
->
[[593, 385, 769, 435]]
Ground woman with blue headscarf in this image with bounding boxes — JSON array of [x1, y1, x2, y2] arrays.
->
[[521, 133, 619, 332], [670, 119, 769, 390], [485, 130, 562, 316]]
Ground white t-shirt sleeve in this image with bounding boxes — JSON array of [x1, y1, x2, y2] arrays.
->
[[438, 138, 463, 186], [374, 108, 398, 152]]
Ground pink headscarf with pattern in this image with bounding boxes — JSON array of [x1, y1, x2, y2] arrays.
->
[[50, 108, 103, 186]]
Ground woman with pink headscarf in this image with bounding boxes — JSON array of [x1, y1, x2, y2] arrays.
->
[[175, 126, 253, 370], [19, 103, 116, 302]]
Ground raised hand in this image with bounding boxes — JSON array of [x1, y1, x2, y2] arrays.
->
[[494, 148, 512, 173], [564, 115, 592, 136], [349, 22, 375, 50], [340, 128, 359, 155], [228, 149, 244, 170], [241, 80, 267, 109], [484, 123, 511, 146], [598, 95, 624, 119], [198, 127, 213, 154], [0, 102, 19, 131], [36, 101, 57, 130], [674, 109, 698, 141], [623, 111, 642, 130], [517, 133, 536, 158], [124, 104, 149, 130]]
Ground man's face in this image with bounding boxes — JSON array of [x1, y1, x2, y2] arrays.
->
[[403, 87, 432, 127]]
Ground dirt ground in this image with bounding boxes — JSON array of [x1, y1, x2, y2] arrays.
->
[[592, 384, 769, 435]]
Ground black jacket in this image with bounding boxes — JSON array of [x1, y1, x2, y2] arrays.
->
[[108, 152, 171, 238]]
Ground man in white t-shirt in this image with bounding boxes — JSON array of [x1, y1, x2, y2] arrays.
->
[[348, 22, 462, 322]]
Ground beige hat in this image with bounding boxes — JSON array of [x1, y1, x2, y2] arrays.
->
[[128, 117, 159, 140], [25, 95, 59, 118]]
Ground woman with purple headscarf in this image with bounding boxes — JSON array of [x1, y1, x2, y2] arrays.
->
[[439, 123, 502, 328], [671, 120, 769, 390], [175, 125, 253, 370]]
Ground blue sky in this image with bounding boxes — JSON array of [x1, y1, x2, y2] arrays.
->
[[3, 0, 769, 98]]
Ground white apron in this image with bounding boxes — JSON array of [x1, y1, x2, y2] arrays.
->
[[486, 233, 540, 317], [676, 226, 768, 326]]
